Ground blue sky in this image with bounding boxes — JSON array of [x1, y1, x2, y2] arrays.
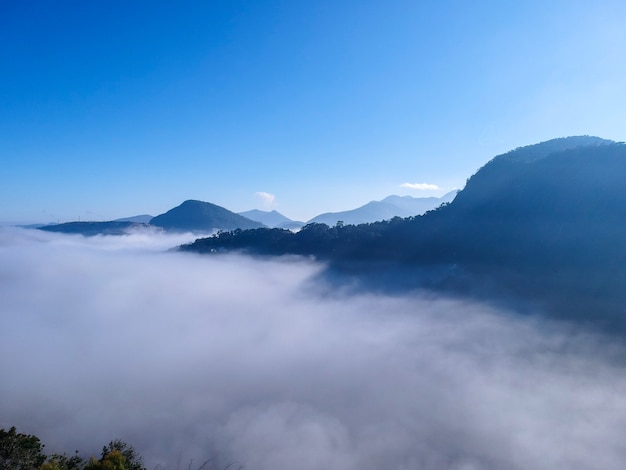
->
[[2, 0, 626, 223]]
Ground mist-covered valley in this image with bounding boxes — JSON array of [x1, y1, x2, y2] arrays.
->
[[3, 227, 626, 469], [5, 0, 626, 467]]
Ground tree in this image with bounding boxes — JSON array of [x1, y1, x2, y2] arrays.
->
[[93, 441, 144, 470], [40, 452, 85, 470], [0, 426, 46, 470], [84, 450, 127, 470]]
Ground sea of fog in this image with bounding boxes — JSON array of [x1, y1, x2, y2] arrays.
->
[[2, 227, 626, 469]]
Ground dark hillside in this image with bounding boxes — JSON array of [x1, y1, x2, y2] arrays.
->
[[39, 221, 151, 236], [181, 137, 626, 330]]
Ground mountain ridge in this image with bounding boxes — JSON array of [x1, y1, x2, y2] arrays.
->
[[39, 221, 154, 236], [180, 136, 626, 331], [307, 191, 459, 226], [151, 199, 265, 233], [237, 209, 302, 229]]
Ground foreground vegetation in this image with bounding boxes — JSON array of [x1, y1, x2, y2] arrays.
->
[[0, 427, 145, 470], [0, 427, 242, 470]]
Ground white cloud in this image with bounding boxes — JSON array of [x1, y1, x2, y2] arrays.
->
[[1, 228, 626, 469], [255, 191, 276, 208], [400, 182, 440, 190]]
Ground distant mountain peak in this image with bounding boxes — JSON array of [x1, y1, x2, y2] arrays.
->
[[307, 191, 458, 226], [151, 200, 264, 232], [237, 209, 301, 229]]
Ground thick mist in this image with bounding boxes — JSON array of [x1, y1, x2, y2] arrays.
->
[[2, 228, 626, 469]]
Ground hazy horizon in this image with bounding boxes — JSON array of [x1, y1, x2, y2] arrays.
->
[[1, 188, 462, 227]]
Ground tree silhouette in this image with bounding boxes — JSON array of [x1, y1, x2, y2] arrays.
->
[[0, 426, 46, 470]]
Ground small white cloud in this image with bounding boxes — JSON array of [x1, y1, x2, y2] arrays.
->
[[255, 191, 276, 208], [400, 182, 440, 191]]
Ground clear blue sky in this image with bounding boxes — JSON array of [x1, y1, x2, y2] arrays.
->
[[2, 0, 626, 223]]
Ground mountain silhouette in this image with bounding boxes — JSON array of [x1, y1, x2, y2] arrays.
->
[[151, 200, 264, 233], [238, 209, 302, 229], [39, 221, 153, 236], [114, 214, 154, 224], [307, 191, 458, 226], [181, 136, 626, 330]]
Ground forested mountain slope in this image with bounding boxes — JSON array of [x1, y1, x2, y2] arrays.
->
[[181, 137, 626, 329]]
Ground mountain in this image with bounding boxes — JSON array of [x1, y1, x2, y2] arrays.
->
[[381, 192, 458, 213], [238, 209, 303, 229], [275, 220, 305, 230], [39, 221, 154, 236], [150, 200, 265, 233], [307, 191, 458, 226], [180, 192, 458, 236], [181, 136, 626, 330], [114, 214, 154, 224]]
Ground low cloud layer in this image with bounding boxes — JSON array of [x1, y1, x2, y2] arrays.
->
[[1, 228, 626, 469]]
